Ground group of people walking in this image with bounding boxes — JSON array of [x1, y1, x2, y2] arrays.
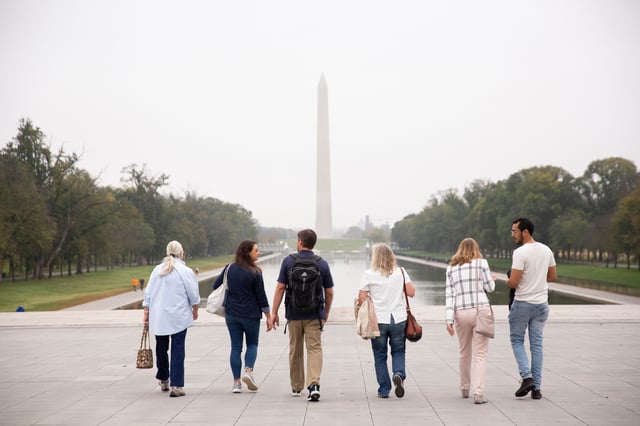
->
[[141, 218, 556, 405]]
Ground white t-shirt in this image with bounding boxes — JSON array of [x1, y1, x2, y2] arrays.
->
[[511, 242, 556, 304], [359, 266, 411, 324]]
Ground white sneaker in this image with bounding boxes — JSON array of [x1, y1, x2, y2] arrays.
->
[[232, 383, 242, 393], [291, 389, 302, 397], [242, 371, 258, 391]]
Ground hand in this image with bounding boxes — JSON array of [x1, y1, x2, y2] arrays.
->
[[446, 323, 455, 336], [272, 313, 279, 329], [266, 318, 274, 332]]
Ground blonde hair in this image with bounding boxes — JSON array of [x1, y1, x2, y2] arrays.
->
[[370, 243, 397, 277], [159, 240, 184, 276], [449, 238, 483, 267]]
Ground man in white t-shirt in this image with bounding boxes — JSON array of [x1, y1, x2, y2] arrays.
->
[[506, 218, 557, 401]]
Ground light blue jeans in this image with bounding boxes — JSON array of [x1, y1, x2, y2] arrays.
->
[[509, 300, 549, 389], [370, 316, 406, 396]]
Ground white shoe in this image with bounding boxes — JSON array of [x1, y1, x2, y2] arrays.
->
[[242, 372, 258, 391]]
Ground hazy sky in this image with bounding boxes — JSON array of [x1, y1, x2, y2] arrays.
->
[[2, 1, 639, 231]]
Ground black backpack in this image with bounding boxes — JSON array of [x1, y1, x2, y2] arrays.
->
[[286, 254, 324, 315]]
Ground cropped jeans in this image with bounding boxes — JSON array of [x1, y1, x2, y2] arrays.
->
[[225, 314, 261, 380], [509, 300, 549, 389], [370, 316, 406, 397]]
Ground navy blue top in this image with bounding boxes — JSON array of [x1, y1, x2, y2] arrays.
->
[[277, 250, 334, 320], [213, 263, 270, 320]]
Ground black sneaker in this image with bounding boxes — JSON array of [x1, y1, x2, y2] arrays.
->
[[531, 389, 542, 400], [307, 384, 320, 401], [515, 378, 535, 397], [393, 373, 405, 398]]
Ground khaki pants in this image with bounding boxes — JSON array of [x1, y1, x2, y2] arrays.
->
[[287, 319, 323, 391], [454, 307, 491, 396]]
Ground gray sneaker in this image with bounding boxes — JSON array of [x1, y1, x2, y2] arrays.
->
[[232, 383, 242, 393], [159, 380, 170, 392], [169, 387, 185, 397], [393, 373, 405, 398], [242, 372, 258, 391]]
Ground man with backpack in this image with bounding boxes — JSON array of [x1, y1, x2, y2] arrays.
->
[[271, 229, 334, 402]]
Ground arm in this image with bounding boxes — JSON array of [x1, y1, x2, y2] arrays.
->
[[444, 269, 455, 335], [506, 268, 523, 288], [547, 265, 557, 283], [192, 304, 199, 321], [324, 287, 333, 322], [255, 273, 273, 331], [358, 290, 369, 305], [271, 283, 286, 328], [404, 281, 416, 298]]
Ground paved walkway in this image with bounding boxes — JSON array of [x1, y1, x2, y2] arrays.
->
[[1, 265, 639, 425]]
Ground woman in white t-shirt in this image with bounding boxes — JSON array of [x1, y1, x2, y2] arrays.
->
[[359, 243, 415, 399]]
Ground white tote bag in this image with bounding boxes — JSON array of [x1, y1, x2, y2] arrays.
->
[[206, 264, 230, 316]]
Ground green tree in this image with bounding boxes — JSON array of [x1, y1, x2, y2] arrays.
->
[[611, 187, 640, 269]]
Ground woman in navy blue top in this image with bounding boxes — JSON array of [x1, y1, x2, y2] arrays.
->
[[213, 240, 273, 393]]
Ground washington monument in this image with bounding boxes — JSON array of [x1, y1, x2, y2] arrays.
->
[[316, 74, 332, 238]]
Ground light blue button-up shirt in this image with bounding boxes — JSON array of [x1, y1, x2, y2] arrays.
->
[[143, 258, 200, 336]]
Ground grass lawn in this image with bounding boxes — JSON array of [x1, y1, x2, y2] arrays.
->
[[0, 255, 231, 312]]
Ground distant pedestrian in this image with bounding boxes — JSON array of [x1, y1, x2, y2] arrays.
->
[[143, 240, 200, 398], [506, 218, 557, 400], [358, 243, 415, 399], [139, 278, 145, 291], [213, 240, 273, 393], [132, 278, 139, 291], [445, 237, 496, 404]]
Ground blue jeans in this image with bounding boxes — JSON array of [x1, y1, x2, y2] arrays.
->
[[509, 300, 549, 389], [155, 329, 187, 387], [225, 314, 261, 379], [370, 316, 406, 396]]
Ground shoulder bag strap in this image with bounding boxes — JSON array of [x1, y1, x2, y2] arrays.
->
[[475, 259, 494, 316], [400, 267, 411, 312]]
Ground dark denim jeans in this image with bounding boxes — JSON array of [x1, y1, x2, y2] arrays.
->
[[225, 314, 261, 379], [155, 328, 187, 387], [370, 316, 406, 396]]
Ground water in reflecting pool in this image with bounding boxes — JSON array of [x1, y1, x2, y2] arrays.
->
[[120, 252, 606, 310], [197, 252, 605, 309]]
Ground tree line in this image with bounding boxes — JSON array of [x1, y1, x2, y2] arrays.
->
[[391, 157, 640, 269], [0, 119, 258, 281]]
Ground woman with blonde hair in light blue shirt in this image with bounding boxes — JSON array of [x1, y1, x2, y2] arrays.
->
[[143, 240, 200, 397]]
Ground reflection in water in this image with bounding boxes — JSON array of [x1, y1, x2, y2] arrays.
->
[[118, 253, 606, 310]]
